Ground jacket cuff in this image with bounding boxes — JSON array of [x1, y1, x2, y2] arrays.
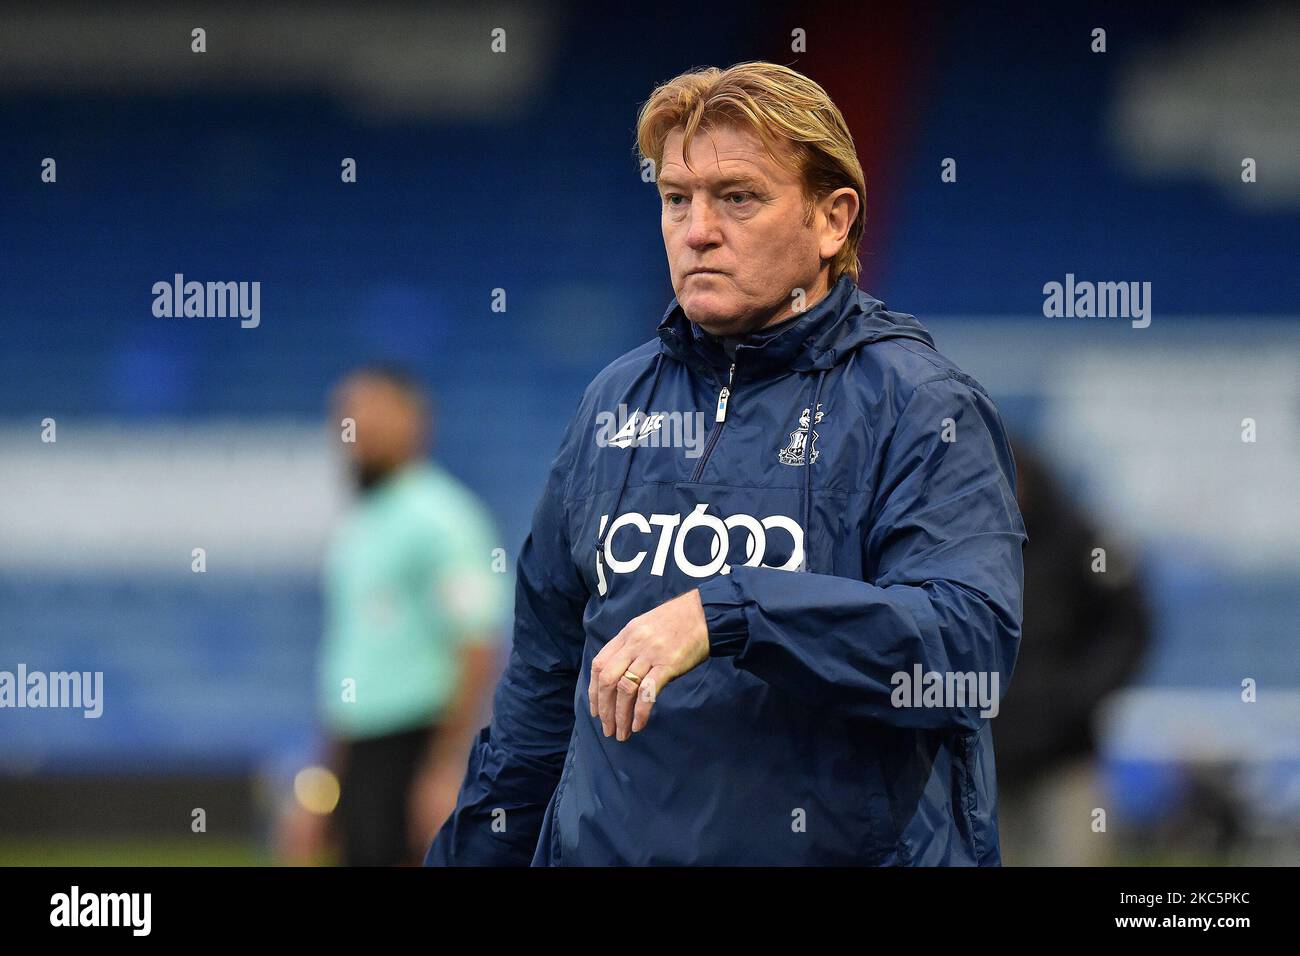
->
[[696, 575, 749, 657]]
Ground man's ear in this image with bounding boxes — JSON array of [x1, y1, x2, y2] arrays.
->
[[818, 187, 860, 261]]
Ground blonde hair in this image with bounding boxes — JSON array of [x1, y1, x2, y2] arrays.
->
[[636, 61, 866, 283]]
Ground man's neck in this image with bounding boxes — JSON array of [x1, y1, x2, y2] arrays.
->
[[715, 274, 834, 357], [766, 286, 830, 329], [353, 457, 419, 495]]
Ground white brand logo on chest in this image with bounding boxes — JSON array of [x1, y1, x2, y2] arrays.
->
[[594, 504, 804, 596]]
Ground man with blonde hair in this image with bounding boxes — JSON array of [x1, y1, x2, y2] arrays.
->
[[428, 62, 1025, 865]]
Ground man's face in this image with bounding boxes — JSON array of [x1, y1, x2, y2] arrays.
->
[[658, 123, 829, 338], [333, 376, 423, 478]]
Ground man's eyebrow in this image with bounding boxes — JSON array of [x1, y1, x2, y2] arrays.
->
[[656, 174, 768, 192]]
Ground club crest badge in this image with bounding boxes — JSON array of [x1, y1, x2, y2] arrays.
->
[[778, 404, 824, 466]]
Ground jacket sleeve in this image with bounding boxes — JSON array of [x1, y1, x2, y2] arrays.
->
[[425, 404, 589, 865], [696, 374, 1026, 732]]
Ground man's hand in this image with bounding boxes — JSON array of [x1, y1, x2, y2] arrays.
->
[[588, 588, 710, 741]]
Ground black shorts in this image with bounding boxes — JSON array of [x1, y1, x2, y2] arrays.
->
[[336, 723, 438, 867]]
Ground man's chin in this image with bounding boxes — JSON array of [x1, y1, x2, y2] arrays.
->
[[679, 294, 750, 337]]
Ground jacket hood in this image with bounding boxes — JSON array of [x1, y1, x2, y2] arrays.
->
[[656, 273, 935, 376]]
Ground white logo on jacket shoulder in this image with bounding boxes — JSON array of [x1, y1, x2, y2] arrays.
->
[[778, 404, 825, 466]]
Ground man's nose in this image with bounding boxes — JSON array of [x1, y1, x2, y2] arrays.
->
[[684, 201, 722, 250]]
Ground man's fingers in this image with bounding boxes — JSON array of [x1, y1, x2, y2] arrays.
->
[[598, 673, 619, 736], [587, 653, 602, 718], [614, 656, 652, 742], [588, 634, 624, 719], [632, 665, 671, 734], [595, 641, 636, 737]]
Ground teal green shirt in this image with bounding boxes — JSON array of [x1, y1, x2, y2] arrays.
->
[[319, 462, 510, 739]]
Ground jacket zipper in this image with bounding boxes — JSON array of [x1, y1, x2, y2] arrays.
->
[[689, 361, 735, 483]]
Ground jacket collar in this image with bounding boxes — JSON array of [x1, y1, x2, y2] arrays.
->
[[657, 274, 861, 379]]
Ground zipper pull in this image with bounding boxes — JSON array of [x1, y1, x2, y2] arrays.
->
[[715, 363, 735, 422]]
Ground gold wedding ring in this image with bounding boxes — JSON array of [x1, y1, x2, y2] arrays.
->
[[622, 670, 643, 685]]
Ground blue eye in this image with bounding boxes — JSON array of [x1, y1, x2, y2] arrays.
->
[[726, 192, 753, 204]]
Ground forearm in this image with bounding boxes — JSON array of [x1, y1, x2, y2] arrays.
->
[[699, 562, 1022, 730], [425, 641, 499, 769], [426, 651, 577, 866]]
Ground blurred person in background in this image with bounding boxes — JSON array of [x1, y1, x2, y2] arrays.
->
[[277, 365, 509, 866], [994, 441, 1152, 866]]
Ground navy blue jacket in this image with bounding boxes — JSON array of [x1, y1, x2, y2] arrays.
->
[[427, 274, 1027, 865]]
